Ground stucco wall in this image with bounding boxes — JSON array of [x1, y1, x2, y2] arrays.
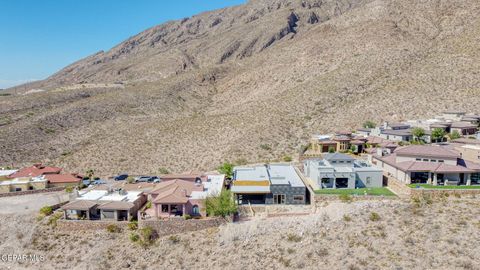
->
[[355, 170, 383, 188]]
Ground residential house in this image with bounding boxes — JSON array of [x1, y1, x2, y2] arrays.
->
[[373, 145, 480, 186], [231, 164, 307, 205], [148, 174, 225, 218], [62, 189, 147, 221], [7, 164, 81, 188], [0, 176, 47, 194], [303, 153, 383, 190], [0, 169, 17, 181], [308, 132, 366, 155], [370, 122, 413, 142]]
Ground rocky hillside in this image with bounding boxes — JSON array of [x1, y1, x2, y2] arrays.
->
[[1, 0, 480, 175]]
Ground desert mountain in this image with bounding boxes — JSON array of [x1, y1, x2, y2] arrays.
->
[[1, 0, 480, 175]]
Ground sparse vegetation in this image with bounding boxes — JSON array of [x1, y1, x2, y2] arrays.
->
[[369, 212, 380, 221], [158, 167, 170, 174], [315, 188, 395, 196], [286, 233, 302, 242], [363, 120, 376, 129], [205, 190, 237, 217], [39, 206, 53, 216], [139, 226, 157, 247], [106, 224, 121, 233], [282, 155, 292, 162], [128, 221, 138, 230], [217, 162, 234, 179]]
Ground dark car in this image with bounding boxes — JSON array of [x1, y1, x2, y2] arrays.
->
[[114, 174, 128, 181]]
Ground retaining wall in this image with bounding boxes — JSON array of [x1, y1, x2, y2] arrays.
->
[[139, 217, 227, 236], [0, 187, 64, 198]]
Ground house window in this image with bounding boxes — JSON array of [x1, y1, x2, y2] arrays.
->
[[332, 161, 337, 164], [192, 205, 200, 215], [161, 205, 169, 213], [438, 160, 444, 163], [293, 195, 304, 202], [423, 159, 429, 162], [273, 194, 286, 204], [431, 160, 436, 162], [366, 177, 372, 185], [339, 161, 344, 163], [416, 158, 421, 161]]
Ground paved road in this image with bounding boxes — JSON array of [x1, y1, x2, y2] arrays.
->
[[0, 192, 70, 215]]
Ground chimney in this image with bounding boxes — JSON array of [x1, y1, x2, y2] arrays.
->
[[376, 148, 384, 157], [383, 122, 388, 129], [33, 163, 42, 168]]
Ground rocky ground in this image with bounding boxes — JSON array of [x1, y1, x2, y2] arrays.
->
[[1, 196, 479, 270]]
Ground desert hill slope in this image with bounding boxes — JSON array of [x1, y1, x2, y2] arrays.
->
[[1, 0, 480, 175]]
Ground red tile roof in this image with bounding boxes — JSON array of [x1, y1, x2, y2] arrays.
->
[[150, 179, 203, 204], [44, 174, 81, 184], [9, 164, 62, 178], [377, 153, 476, 173]]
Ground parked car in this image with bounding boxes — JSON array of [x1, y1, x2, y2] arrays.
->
[[135, 176, 151, 183], [114, 174, 128, 181], [82, 179, 91, 186], [148, 176, 160, 183], [93, 179, 107, 185]]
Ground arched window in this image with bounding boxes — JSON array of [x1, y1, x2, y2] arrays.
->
[[192, 205, 200, 215]]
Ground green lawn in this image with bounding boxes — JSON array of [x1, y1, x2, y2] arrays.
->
[[407, 184, 480, 190], [314, 187, 396, 196]]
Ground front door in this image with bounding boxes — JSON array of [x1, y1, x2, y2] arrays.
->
[[273, 194, 286, 204]]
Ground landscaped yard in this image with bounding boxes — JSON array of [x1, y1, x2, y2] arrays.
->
[[407, 184, 480, 190], [314, 187, 396, 196]]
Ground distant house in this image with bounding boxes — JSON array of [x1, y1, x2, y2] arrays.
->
[[0, 176, 47, 193], [0, 169, 17, 180], [307, 132, 366, 155], [231, 164, 307, 205], [303, 153, 383, 190], [9, 164, 61, 178], [373, 145, 480, 186], [62, 189, 147, 221], [7, 164, 81, 189]]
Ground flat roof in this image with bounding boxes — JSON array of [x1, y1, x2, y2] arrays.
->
[[77, 190, 108, 201], [234, 166, 269, 181], [190, 174, 225, 199], [0, 170, 17, 177], [268, 164, 305, 187]]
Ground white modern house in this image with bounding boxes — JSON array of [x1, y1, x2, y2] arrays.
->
[[303, 153, 383, 190]]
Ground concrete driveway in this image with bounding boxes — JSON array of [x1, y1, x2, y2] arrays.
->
[[0, 192, 70, 215]]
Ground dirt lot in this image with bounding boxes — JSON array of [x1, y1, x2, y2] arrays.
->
[[0, 192, 69, 215]]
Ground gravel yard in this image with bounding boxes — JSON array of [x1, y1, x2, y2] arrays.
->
[[0, 192, 69, 215]]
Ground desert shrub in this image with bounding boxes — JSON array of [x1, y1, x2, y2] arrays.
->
[[129, 233, 140, 242], [343, 214, 352, 222], [454, 193, 461, 198], [260, 144, 272, 151], [128, 221, 138, 231], [283, 155, 293, 162], [286, 233, 302, 242], [106, 224, 121, 233], [158, 167, 170, 174], [369, 212, 380, 221], [139, 226, 158, 247], [339, 194, 353, 203], [328, 146, 336, 153], [47, 212, 63, 227], [126, 176, 135, 184], [234, 158, 248, 166], [205, 190, 237, 217], [183, 214, 192, 220], [39, 206, 53, 216], [65, 186, 74, 193], [168, 235, 181, 244], [363, 120, 376, 128]]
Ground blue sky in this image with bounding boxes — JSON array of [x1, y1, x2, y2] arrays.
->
[[0, 0, 246, 89]]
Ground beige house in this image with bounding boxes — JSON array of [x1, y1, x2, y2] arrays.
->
[[373, 145, 480, 186], [0, 176, 48, 194]]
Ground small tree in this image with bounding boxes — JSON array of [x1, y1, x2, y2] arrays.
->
[[126, 176, 135, 184], [328, 146, 336, 153], [86, 169, 95, 180], [363, 120, 376, 129], [217, 163, 234, 179], [283, 155, 293, 162], [431, 128, 446, 143], [412, 127, 426, 142], [448, 130, 461, 140], [205, 190, 237, 217]]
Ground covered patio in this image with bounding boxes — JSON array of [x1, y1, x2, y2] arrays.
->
[[61, 200, 99, 220]]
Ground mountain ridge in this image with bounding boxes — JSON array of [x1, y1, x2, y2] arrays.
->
[[1, 0, 480, 175]]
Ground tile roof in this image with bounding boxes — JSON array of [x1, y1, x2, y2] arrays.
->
[[378, 153, 477, 173], [97, 201, 135, 210], [44, 174, 82, 183], [150, 179, 203, 204], [9, 164, 62, 178], [451, 122, 478, 128], [62, 200, 98, 210], [394, 145, 460, 159]]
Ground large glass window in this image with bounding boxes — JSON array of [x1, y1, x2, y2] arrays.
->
[[273, 194, 286, 204]]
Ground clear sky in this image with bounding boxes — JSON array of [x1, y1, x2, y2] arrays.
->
[[0, 0, 246, 89]]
